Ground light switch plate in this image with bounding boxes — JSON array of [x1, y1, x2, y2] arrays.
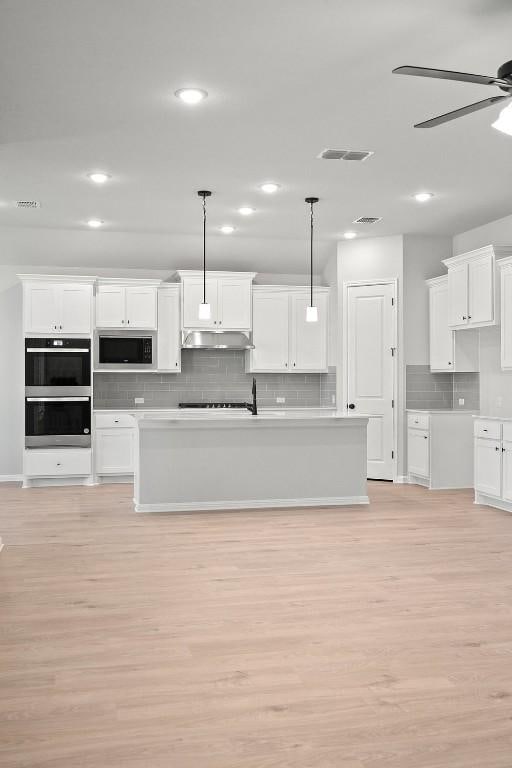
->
[[458, 398, 464, 406], [134, 397, 145, 404]]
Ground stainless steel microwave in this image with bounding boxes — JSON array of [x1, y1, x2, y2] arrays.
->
[[95, 333, 156, 370]]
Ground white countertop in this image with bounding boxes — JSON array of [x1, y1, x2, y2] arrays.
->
[[136, 409, 367, 425], [407, 409, 478, 414], [473, 415, 512, 421], [94, 406, 337, 414]]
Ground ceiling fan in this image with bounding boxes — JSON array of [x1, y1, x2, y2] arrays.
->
[[393, 60, 512, 131]]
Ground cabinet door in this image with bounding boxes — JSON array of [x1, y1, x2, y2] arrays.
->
[[217, 279, 251, 330], [157, 288, 181, 371], [407, 429, 430, 478], [60, 285, 92, 334], [474, 438, 501, 497], [289, 291, 328, 371], [249, 291, 289, 372], [96, 286, 126, 328], [125, 286, 157, 329], [448, 264, 468, 328], [468, 253, 494, 325], [429, 282, 453, 371], [501, 267, 512, 369], [502, 442, 512, 502], [182, 277, 218, 328], [24, 284, 59, 333], [95, 429, 134, 474]]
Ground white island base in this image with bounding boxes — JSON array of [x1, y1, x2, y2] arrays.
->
[[133, 412, 369, 513]]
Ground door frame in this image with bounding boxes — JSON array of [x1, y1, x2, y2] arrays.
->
[[342, 279, 398, 481]]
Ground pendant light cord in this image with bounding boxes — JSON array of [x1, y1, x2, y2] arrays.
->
[[310, 201, 314, 308], [202, 194, 206, 305]]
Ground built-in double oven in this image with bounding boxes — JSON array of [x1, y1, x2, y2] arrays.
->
[[25, 338, 92, 448]]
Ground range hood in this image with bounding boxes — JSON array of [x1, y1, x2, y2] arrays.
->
[[181, 330, 254, 350]]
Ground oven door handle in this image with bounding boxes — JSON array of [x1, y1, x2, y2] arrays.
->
[[25, 348, 90, 353], [26, 397, 90, 402]]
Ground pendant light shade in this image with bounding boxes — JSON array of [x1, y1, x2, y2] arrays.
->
[[198, 190, 212, 320], [305, 197, 319, 322]]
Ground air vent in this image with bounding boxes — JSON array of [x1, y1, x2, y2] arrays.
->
[[353, 216, 382, 224], [16, 200, 41, 209], [318, 149, 374, 161]]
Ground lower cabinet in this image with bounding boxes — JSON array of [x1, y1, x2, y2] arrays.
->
[[407, 427, 429, 478], [407, 410, 474, 490], [24, 448, 92, 478], [474, 419, 512, 510], [94, 413, 136, 476]]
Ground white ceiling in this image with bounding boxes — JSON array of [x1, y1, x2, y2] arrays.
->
[[1, 0, 512, 272]]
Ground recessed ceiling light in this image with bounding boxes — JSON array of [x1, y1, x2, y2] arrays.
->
[[219, 225, 235, 234], [87, 219, 104, 228], [259, 182, 280, 194], [413, 192, 434, 203], [175, 88, 208, 105], [87, 172, 110, 184], [343, 231, 357, 239], [238, 207, 255, 216]]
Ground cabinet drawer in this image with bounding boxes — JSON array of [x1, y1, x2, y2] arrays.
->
[[474, 419, 501, 440], [95, 413, 136, 429], [24, 449, 92, 477], [407, 412, 430, 430]]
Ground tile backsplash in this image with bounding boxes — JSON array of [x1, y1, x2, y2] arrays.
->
[[406, 364, 480, 410], [94, 350, 336, 409]]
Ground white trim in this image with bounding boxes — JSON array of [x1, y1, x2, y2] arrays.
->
[[443, 244, 512, 268], [394, 475, 409, 484], [175, 270, 257, 281], [18, 274, 96, 284], [0, 474, 23, 483], [475, 491, 512, 513], [426, 275, 448, 288], [22, 475, 95, 489], [343, 279, 399, 481], [135, 496, 370, 513]]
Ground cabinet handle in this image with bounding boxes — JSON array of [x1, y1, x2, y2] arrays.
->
[[293, 362, 296, 367], [468, 315, 472, 320], [462, 316, 467, 320], [285, 362, 288, 367], [127, 319, 130, 324], [175, 362, 178, 367], [114, 420, 119, 424], [56, 462, 61, 466], [448, 362, 452, 365], [219, 320, 222, 326], [121, 319, 124, 324], [424, 435, 428, 440], [502, 447, 506, 452], [495, 446, 500, 452]]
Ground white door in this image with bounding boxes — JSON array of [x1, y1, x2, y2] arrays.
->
[[182, 277, 218, 328], [502, 441, 512, 502], [96, 286, 125, 328], [429, 281, 453, 371], [24, 284, 59, 334], [474, 438, 501, 497], [125, 286, 157, 329], [468, 253, 494, 326], [448, 264, 468, 328], [290, 291, 328, 371], [95, 430, 134, 474], [157, 287, 181, 371], [502, 267, 512, 369], [346, 282, 396, 480], [217, 279, 251, 330], [250, 291, 289, 372], [60, 285, 92, 334], [407, 429, 430, 478]]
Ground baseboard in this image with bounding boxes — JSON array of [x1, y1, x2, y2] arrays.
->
[[0, 474, 23, 483], [22, 475, 94, 489], [134, 495, 370, 513], [394, 475, 409, 484], [475, 492, 512, 513]]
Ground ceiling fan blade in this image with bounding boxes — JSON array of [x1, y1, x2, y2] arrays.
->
[[393, 65, 505, 86], [414, 95, 510, 128]]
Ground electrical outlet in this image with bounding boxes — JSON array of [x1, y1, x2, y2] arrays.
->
[[276, 397, 286, 404], [458, 398, 464, 406], [331, 394, 336, 405], [134, 397, 145, 405]]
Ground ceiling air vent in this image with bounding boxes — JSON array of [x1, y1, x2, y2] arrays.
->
[[353, 216, 382, 224], [318, 149, 374, 161], [16, 200, 41, 209]]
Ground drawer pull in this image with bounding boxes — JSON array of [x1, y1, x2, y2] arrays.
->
[[483, 428, 488, 432], [424, 435, 428, 440], [56, 462, 61, 466], [495, 446, 500, 452]]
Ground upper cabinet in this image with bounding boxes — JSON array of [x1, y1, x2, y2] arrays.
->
[[177, 271, 255, 330], [498, 258, 512, 370], [157, 285, 181, 371], [443, 245, 512, 330], [427, 276, 478, 372], [247, 286, 329, 373], [95, 281, 159, 329], [21, 277, 94, 335]]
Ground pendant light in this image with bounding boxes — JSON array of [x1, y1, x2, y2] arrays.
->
[[197, 190, 212, 320], [305, 196, 319, 322]]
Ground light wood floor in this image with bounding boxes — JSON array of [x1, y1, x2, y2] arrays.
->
[[1, 482, 512, 767]]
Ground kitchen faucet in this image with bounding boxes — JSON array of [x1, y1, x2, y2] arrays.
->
[[246, 377, 258, 415]]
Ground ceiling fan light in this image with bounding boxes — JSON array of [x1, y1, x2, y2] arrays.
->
[[198, 302, 211, 320], [306, 305, 318, 323], [492, 103, 512, 136]]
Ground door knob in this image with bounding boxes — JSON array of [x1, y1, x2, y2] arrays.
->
[[348, 403, 355, 410]]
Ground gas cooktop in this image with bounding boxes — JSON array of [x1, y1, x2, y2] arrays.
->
[[178, 402, 247, 409]]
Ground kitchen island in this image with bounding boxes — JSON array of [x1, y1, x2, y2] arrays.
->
[[133, 410, 369, 512]]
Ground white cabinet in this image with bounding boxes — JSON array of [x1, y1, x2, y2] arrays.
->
[[22, 280, 93, 334], [407, 411, 474, 489], [474, 437, 502, 497], [177, 271, 255, 330], [473, 419, 512, 511], [407, 428, 429, 478], [443, 245, 512, 330], [427, 276, 478, 372], [498, 258, 512, 370], [157, 285, 181, 371], [96, 282, 158, 329], [24, 448, 92, 477], [94, 412, 136, 476], [247, 286, 329, 373]]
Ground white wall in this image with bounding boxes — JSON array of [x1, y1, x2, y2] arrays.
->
[[453, 212, 512, 256]]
